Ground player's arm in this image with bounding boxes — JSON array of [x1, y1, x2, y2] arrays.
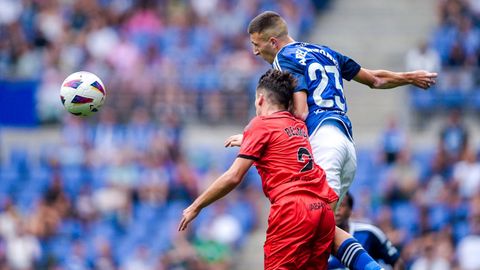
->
[[292, 91, 308, 121], [225, 134, 243, 147], [372, 228, 404, 270], [353, 68, 437, 90], [393, 258, 405, 270], [178, 157, 253, 231]]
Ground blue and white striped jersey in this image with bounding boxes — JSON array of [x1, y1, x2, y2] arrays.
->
[[328, 222, 401, 269], [273, 42, 361, 140]]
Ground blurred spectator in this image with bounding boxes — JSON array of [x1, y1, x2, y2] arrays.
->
[[0, 0, 318, 125], [93, 238, 117, 270], [0, 200, 21, 240], [201, 204, 242, 247], [457, 198, 480, 270], [43, 174, 71, 218], [439, 109, 468, 163], [379, 116, 407, 165], [123, 245, 155, 270], [452, 148, 480, 199], [63, 240, 91, 270], [5, 221, 41, 270], [410, 0, 480, 114], [28, 199, 61, 239], [406, 41, 441, 72], [3, 0, 480, 269], [162, 229, 203, 269], [384, 148, 421, 202], [410, 233, 451, 270]]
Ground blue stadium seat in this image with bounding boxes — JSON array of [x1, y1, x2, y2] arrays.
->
[[428, 204, 451, 231], [412, 149, 434, 182], [391, 202, 419, 237], [453, 220, 470, 243], [410, 87, 438, 112], [439, 89, 468, 109], [229, 201, 255, 234], [0, 164, 20, 195], [469, 88, 480, 111]]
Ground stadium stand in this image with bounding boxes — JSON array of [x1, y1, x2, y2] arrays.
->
[[0, 0, 324, 269], [409, 0, 480, 114], [1, 0, 480, 269]]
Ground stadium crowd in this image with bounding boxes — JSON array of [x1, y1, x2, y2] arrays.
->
[[0, 0, 320, 124], [407, 0, 480, 114], [0, 0, 480, 269], [0, 0, 324, 269]]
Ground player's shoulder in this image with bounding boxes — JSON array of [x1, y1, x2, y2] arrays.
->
[[275, 42, 339, 69], [273, 42, 315, 67], [352, 221, 388, 242], [277, 42, 324, 58], [245, 116, 263, 131], [245, 114, 281, 130]]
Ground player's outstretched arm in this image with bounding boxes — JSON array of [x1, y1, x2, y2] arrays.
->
[[178, 157, 253, 231], [224, 134, 243, 147], [353, 68, 437, 90]]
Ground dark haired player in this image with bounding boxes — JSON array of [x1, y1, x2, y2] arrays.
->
[[329, 193, 404, 270], [179, 69, 338, 270]]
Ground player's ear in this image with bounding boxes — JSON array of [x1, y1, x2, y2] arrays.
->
[[257, 93, 265, 106], [269, 37, 277, 47]]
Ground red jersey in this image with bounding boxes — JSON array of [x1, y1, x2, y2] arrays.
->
[[239, 111, 338, 204]]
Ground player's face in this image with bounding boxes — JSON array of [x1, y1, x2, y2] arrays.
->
[[250, 32, 277, 64], [335, 198, 352, 226]]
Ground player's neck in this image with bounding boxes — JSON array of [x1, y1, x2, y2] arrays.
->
[[261, 105, 287, 116], [277, 36, 296, 50]]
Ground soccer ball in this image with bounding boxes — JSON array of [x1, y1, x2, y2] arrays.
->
[[60, 71, 106, 116]]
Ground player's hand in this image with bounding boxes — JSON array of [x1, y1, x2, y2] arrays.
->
[[178, 205, 200, 231], [409, 70, 438, 90], [224, 134, 243, 147]]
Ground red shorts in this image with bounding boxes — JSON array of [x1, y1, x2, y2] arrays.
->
[[264, 194, 335, 270]]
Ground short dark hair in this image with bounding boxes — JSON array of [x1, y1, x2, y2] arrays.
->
[[257, 69, 296, 110], [248, 11, 288, 37], [344, 192, 354, 209]]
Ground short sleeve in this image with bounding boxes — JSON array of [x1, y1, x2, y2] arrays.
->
[[275, 53, 308, 92], [238, 117, 269, 160], [291, 72, 308, 93], [335, 51, 361, 81]]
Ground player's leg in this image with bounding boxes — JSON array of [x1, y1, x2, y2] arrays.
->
[[264, 196, 331, 270], [303, 202, 336, 270], [333, 227, 384, 270], [338, 137, 357, 209], [310, 124, 383, 270], [309, 124, 344, 208]]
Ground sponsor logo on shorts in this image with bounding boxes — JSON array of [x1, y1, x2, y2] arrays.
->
[[309, 202, 326, 211]]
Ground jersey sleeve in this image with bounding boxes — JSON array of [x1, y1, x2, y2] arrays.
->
[[274, 53, 308, 92], [238, 117, 269, 161], [333, 50, 361, 81], [372, 230, 400, 266]]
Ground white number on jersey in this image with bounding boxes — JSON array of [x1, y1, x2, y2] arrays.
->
[[308, 63, 346, 111]]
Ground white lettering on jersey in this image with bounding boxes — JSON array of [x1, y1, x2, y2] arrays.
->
[[295, 47, 339, 68]]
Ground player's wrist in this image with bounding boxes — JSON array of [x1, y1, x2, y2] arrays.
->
[[190, 201, 203, 212], [403, 72, 414, 84]]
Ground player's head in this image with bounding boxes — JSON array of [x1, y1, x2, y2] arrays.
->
[[255, 69, 296, 116], [335, 192, 354, 228], [248, 11, 289, 64]]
